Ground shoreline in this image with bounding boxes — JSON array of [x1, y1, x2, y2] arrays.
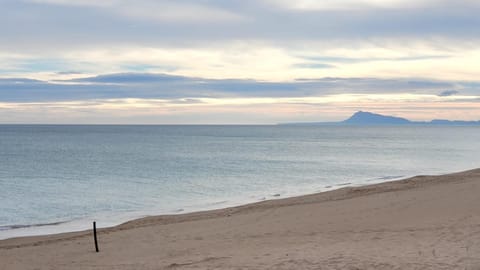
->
[[2, 168, 480, 269], [0, 169, 477, 240], [0, 169, 471, 244], [0, 173, 412, 241]]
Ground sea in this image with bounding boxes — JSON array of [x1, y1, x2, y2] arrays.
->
[[1, 125, 480, 239]]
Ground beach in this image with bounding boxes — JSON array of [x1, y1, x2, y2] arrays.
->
[[1, 169, 480, 269]]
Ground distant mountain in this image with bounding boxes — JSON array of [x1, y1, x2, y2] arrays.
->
[[280, 111, 480, 126], [343, 111, 411, 125]]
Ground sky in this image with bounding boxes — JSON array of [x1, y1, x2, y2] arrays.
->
[[1, 0, 480, 124]]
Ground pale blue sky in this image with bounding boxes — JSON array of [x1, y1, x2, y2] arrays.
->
[[1, 0, 479, 123]]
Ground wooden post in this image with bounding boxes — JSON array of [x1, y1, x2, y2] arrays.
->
[[93, 221, 99, 252]]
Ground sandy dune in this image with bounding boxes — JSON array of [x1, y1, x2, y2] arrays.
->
[[1, 169, 480, 269]]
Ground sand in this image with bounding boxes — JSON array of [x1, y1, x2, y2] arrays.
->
[[1, 169, 480, 269]]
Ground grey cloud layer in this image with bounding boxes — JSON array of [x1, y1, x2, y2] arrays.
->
[[1, 0, 480, 51], [0, 73, 477, 102]]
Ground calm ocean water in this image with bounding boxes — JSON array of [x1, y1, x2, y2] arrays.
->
[[1, 125, 480, 239]]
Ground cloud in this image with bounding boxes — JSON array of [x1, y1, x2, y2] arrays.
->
[[1, 0, 479, 83], [2, 0, 480, 54], [266, 0, 416, 10], [70, 73, 193, 84], [28, 0, 116, 7], [1, 0, 480, 123], [56, 71, 83, 75], [4, 43, 479, 83], [27, 0, 246, 23], [0, 72, 478, 103], [267, 0, 480, 11], [438, 90, 460, 97], [300, 55, 451, 64], [293, 63, 336, 69]]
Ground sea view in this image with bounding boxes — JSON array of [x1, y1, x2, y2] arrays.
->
[[1, 125, 479, 239]]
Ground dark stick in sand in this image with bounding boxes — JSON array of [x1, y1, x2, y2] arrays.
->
[[93, 221, 99, 252]]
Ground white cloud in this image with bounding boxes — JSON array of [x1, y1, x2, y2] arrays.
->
[[265, 0, 468, 10], [5, 39, 479, 82]]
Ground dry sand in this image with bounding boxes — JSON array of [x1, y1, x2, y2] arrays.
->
[[1, 169, 480, 269]]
